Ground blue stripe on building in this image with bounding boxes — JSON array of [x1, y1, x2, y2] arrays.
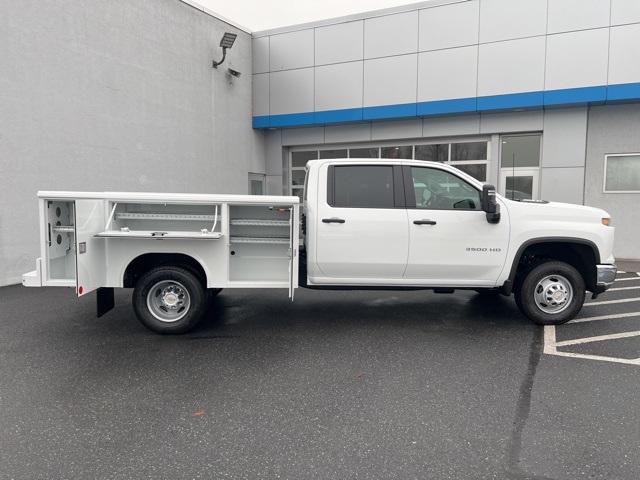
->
[[252, 82, 640, 129]]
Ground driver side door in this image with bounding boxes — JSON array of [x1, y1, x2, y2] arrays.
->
[[403, 165, 509, 286]]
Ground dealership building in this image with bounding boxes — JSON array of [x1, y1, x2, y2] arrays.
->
[[2, 0, 640, 285]]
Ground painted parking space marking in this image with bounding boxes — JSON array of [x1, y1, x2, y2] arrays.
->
[[608, 285, 640, 292], [584, 297, 640, 306], [570, 311, 640, 324], [544, 271, 640, 366]]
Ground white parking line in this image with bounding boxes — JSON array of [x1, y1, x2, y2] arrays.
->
[[584, 297, 640, 306], [543, 325, 640, 366], [615, 276, 640, 282], [570, 311, 640, 324], [555, 330, 640, 347], [609, 285, 640, 292]]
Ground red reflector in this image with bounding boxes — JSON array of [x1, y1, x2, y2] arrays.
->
[[78, 286, 84, 295]]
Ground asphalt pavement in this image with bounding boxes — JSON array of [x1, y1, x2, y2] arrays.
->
[[1, 275, 639, 479]]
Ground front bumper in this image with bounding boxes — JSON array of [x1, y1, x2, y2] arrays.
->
[[594, 264, 617, 293]]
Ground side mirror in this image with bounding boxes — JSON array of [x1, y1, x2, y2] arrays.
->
[[481, 184, 501, 224]]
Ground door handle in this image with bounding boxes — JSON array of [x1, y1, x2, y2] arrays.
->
[[413, 219, 437, 225], [322, 217, 345, 224]]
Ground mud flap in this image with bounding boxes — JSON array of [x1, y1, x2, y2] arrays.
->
[[97, 287, 115, 318]]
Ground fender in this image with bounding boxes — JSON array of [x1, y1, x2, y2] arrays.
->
[[502, 236, 600, 295]]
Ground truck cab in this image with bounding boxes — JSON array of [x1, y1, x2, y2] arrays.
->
[[302, 159, 616, 324]]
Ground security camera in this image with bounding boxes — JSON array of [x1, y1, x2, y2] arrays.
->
[[227, 68, 241, 78]]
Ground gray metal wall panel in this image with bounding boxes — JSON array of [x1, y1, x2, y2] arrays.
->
[[269, 68, 314, 115], [364, 11, 419, 59], [541, 108, 588, 168], [364, 54, 418, 107], [315, 21, 364, 65], [282, 127, 325, 146], [478, 36, 546, 96], [545, 29, 609, 90], [371, 119, 423, 140], [252, 73, 269, 116], [611, 0, 640, 25], [540, 167, 585, 204], [547, 0, 610, 34], [418, 46, 478, 102], [479, 0, 547, 43], [423, 115, 481, 137], [324, 124, 372, 144], [315, 61, 363, 111], [585, 104, 640, 259], [419, 1, 479, 51], [269, 29, 314, 71], [608, 24, 640, 86], [480, 111, 544, 134], [252, 36, 270, 74]]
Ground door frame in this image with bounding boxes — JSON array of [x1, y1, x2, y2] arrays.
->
[[499, 168, 540, 200]]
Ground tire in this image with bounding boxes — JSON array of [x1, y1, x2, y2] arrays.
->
[[515, 261, 585, 325], [132, 266, 206, 334]]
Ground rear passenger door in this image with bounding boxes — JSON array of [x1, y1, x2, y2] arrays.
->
[[315, 164, 409, 280]]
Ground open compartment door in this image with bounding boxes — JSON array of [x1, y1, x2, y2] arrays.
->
[[289, 204, 300, 300], [75, 199, 107, 297]]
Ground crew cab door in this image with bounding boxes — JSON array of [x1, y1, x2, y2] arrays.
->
[[75, 199, 107, 296], [314, 164, 408, 280], [403, 166, 509, 285]]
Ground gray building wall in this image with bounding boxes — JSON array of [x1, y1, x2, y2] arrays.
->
[[585, 104, 640, 259], [0, 0, 264, 286]]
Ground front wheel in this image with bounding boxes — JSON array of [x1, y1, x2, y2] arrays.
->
[[515, 261, 585, 325], [132, 266, 206, 334]]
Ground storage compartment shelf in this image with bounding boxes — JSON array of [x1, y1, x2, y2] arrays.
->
[[52, 226, 74, 233], [230, 236, 289, 244], [230, 219, 289, 227], [95, 230, 222, 240], [116, 212, 217, 221]]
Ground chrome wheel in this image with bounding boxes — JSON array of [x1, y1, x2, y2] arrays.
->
[[146, 280, 191, 323], [533, 274, 573, 314]]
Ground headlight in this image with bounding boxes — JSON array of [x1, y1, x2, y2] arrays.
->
[[602, 217, 611, 226]]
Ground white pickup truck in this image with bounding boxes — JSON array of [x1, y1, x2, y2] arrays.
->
[[23, 159, 617, 334]]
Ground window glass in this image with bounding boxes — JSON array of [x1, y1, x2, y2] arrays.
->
[[415, 144, 448, 162], [451, 142, 487, 161], [505, 176, 533, 200], [501, 135, 541, 168], [291, 170, 306, 186], [349, 147, 379, 158], [333, 166, 394, 208], [452, 163, 487, 182], [291, 188, 304, 204], [605, 155, 640, 192], [291, 150, 318, 168], [319, 149, 347, 159], [410, 167, 481, 210], [381, 146, 413, 159]]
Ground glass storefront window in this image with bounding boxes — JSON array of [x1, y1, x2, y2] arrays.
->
[[453, 163, 487, 182], [501, 135, 541, 168], [319, 149, 347, 159], [415, 144, 448, 162], [349, 147, 380, 158], [451, 142, 487, 161], [381, 146, 413, 159], [291, 150, 318, 168]]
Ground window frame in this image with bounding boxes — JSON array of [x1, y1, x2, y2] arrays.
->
[[402, 165, 482, 211], [327, 164, 405, 209], [603, 153, 640, 194]]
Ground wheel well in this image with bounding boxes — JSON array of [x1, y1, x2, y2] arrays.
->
[[123, 253, 207, 288], [511, 241, 598, 292]]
